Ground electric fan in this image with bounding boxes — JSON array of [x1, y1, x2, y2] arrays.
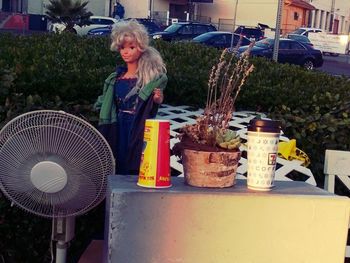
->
[[0, 110, 115, 263]]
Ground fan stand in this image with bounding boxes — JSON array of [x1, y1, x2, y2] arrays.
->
[[30, 161, 75, 263], [52, 217, 76, 263], [31, 160, 74, 262]]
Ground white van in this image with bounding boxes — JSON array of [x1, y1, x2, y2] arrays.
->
[[290, 27, 323, 37]]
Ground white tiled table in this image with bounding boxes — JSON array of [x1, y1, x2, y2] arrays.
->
[[156, 104, 316, 186]]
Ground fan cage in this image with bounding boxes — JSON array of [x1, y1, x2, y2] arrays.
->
[[0, 110, 115, 218]]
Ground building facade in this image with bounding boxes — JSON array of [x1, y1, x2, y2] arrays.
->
[[195, 0, 349, 34], [1, 0, 349, 34], [307, 0, 350, 34], [282, 0, 315, 33]]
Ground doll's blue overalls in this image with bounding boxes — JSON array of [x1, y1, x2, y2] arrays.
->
[[114, 78, 138, 174]]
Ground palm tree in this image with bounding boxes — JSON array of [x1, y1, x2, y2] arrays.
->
[[45, 0, 93, 33]]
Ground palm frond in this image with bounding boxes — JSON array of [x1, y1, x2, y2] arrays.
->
[[45, 0, 92, 24]]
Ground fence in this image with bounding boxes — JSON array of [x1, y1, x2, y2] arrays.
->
[[150, 10, 168, 27], [218, 18, 235, 31], [150, 10, 212, 28]]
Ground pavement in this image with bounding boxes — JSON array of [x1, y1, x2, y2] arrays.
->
[[318, 54, 350, 78]]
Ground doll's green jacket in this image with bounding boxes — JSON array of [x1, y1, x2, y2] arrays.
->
[[94, 71, 168, 125]]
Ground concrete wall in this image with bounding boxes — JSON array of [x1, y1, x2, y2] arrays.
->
[[28, 0, 44, 14], [86, 0, 108, 17], [119, 0, 148, 18], [154, 0, 169, 15], [198, 0, 278, 29]]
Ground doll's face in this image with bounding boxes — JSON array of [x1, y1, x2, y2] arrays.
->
[[119, 37, 142, 64]]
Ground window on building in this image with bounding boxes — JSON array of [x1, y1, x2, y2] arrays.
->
[[294, 12, 299, 21]]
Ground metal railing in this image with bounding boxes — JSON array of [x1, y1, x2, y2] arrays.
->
[[150, 10, 212, 28], [218, 18, 235, 31]]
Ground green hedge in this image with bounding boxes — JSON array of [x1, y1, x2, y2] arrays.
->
[[0, 32, 350, 262]]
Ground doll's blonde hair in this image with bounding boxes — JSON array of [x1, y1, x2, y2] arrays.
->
[[110, 19, 166, 89]]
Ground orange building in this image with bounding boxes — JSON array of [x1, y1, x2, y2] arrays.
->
[[282, 0, 316, 34]]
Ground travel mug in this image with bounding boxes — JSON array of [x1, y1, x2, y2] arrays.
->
[[247, 119, 281, 191]]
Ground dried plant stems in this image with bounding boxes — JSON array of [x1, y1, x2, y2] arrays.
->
[[182, 45, 254, 147]]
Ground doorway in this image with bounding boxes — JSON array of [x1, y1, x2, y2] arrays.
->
[[333, 19, 339, 34], [169, 4, 188, 21]]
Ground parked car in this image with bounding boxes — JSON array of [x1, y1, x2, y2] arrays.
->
[[49, 16, 119, 36], [132, 18, 161, 34], [87, 26, 112, 36], [151, 22, 217, 41], [87, 18, 161, 36], [192, 31, 251, 49], [238, 38, 323, 70], [234, 26, 265, 41], [290, 27, 323, 37], [286, 33, 313, 47]]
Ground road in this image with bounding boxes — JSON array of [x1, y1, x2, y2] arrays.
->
[[317, 54, 350, 78]]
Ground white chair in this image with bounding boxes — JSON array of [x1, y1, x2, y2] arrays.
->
[[323, 149, 350, 258], [324, 149, 350, 193]]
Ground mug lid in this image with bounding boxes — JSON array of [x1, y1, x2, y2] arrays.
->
[[248, 118, 281, 132]]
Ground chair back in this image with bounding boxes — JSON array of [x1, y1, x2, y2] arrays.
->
[[324, 149, 350, 193], [324, 149, 350, 259]]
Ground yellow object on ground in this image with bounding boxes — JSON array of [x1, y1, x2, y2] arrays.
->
[[278, 139, 311, 167]]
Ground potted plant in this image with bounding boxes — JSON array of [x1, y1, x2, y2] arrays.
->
[[173, 48, 254, 188]]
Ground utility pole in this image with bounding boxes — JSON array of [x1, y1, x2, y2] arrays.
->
[[273, 0, 283, 62], [230, 0, 239, 50]]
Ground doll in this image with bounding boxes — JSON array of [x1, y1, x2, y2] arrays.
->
[[94, 19, 167, 175]]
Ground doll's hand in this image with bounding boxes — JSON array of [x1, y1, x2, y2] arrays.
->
[[153, 88, 164, 104]]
